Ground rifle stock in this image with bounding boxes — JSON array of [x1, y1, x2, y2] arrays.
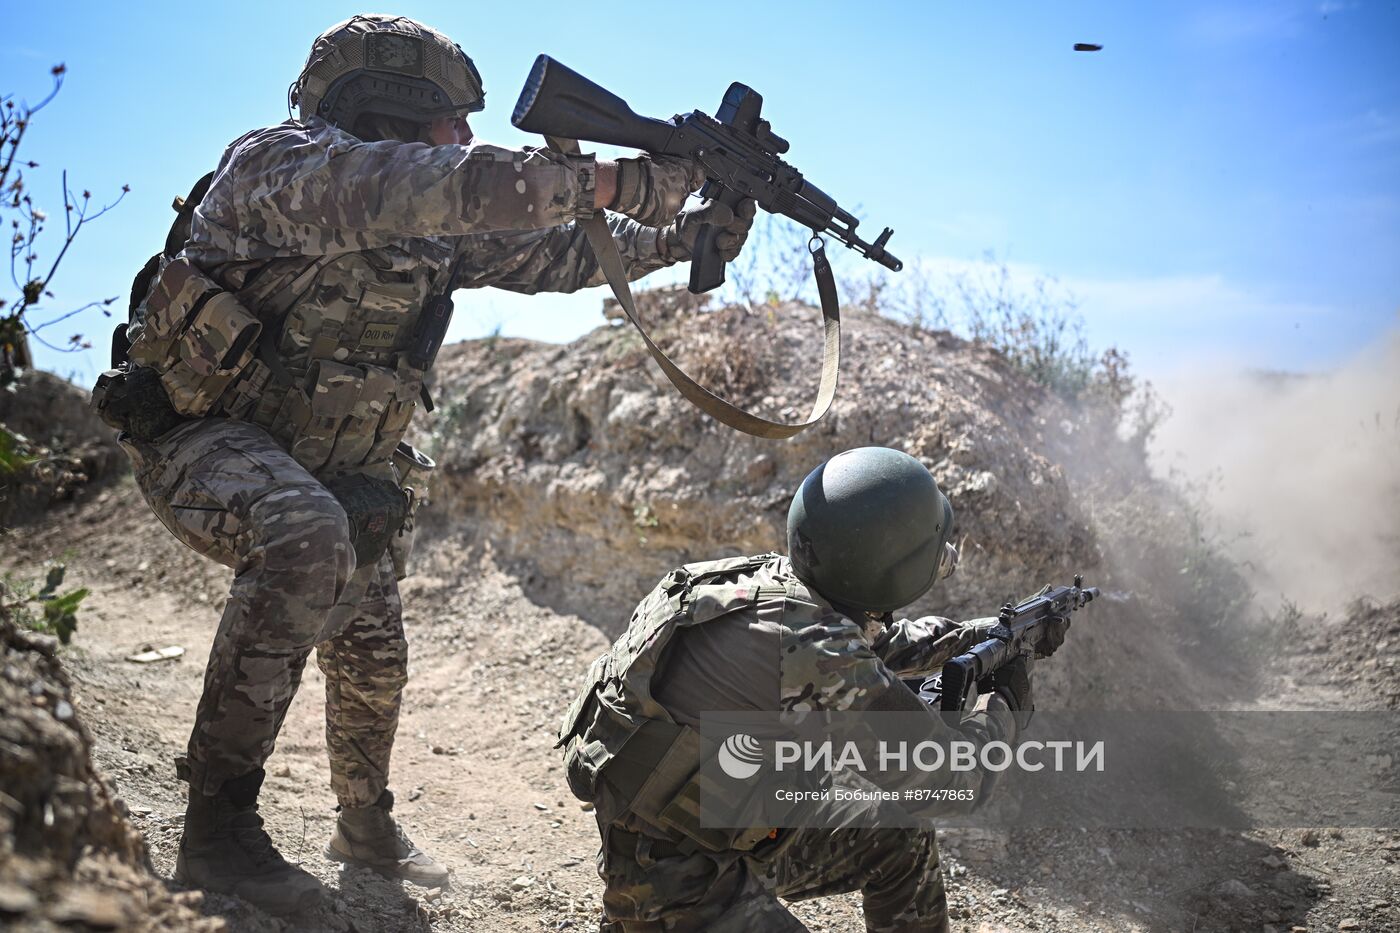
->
[[513, 56, 676, 154]]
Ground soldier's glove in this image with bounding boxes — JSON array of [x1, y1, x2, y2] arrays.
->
[[1037, 614, 1071, 658], [324, 473, 409, 570], [986, 654, 1034, 736], [94, 365, 189, 442], [659, 197, 757, 263], [610, 154, 706, 227]]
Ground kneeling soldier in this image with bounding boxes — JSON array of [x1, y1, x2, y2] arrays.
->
[[560, 447, 1042, 932]]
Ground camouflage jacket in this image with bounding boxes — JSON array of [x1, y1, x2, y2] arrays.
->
[[132, 117, 674, 476], [559, 554, 999, 852]]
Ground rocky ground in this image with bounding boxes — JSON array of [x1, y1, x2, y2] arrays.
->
[[1, 297, 1397, 932]]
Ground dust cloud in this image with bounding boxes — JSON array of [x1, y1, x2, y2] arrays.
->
[[1150, 328, 1400, 614]]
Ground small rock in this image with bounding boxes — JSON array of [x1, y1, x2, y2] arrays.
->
[[1338, 921, 1362, 931], [272, 763, 293, 778], [533, 802, 550, 811], [424, 888, 443, 903], [408, 787, 423, 802], [1262, 854, 1286, 869], [49, 889, 124, 928], [53, 699, 74, 721], [580, 802, 594, 812], [1217, 879, 1254, 898], [432, 745, 446, 755], [1300, 830, 1321, 847], [510, 875, 535, 891], [0, 881, 39, 915]]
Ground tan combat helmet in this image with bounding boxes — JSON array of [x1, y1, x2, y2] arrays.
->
[[291, 14, 485, 130]]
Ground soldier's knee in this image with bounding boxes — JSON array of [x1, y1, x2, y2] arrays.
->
[[247, 482, 354, 584]]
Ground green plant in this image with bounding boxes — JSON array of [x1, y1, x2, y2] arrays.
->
[[0, 425, 35, 474], [1, 563, 87, 644]]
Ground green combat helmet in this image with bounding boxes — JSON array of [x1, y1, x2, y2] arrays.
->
[[291, 14, 485, 130], [787, 447, 954, 612]]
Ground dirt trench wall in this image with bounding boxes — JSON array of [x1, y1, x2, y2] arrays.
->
[[0, 616, 141, 872], [0, 615, 220, 931], [0, 371, 126, 527], [425, 297, 1102, 632]]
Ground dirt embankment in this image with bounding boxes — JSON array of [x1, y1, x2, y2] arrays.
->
[[427, 293, 1094, 628], [425, 291, 1250, 712], [0, 370, 125, 527], [0, 614, 219, 931]]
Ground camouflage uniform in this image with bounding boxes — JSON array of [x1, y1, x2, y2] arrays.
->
[[559, 554, 1002, 932], [123, 116, 679, 805]]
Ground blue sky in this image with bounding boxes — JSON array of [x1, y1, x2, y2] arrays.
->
[[4, 0, 1397, 384]]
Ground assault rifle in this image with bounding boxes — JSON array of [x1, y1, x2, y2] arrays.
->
[[934, 576, 1100, 712], [511, 55, 903, 293]]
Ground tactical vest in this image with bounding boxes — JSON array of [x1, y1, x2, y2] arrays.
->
[[558, 553, 803, 854], [126, 194, 456, 477]]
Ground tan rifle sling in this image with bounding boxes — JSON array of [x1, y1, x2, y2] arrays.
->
[[546, 137, 841, 440]]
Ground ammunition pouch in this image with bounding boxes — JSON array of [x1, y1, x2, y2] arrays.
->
[[270, 358, 422, 475], [128, 257, 262, 418], [324, 472, 410, 570], [569, 717, 775, 855], [91, 365, 190, 442]]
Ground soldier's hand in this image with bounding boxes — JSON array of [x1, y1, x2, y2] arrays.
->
[[609, 154, 706, 227], [1036, 614, 1071, 658], [660, 197, 757, 263], [988, 654, 1034, 735]]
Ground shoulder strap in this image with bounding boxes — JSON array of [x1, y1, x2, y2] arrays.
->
[[164, 171, 216, 258], [546, 136, 841, 440], [118, 171, 219, 366]]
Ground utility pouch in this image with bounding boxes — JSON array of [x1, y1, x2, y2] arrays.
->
[[130, 257, 262, 417], [324, 472, 410, 570]]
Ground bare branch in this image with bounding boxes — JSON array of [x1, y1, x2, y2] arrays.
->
[[1, 66, 127, 378], [29, 299, 116, 333]]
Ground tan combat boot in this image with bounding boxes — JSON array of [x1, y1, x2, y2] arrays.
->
[[326, 789, 450, 887], [175, 768, 324, 916]]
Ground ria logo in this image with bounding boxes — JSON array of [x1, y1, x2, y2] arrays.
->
[[717, 733, 764, 780]]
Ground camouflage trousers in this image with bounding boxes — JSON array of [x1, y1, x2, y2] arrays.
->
[[121, 418, 408, 807], [597, 823, 948, 933]]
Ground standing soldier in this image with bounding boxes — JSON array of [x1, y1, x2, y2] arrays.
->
[[93, 13, 753, 916], [559, 447, 1052, 932]]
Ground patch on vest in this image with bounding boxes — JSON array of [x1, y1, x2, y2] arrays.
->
[[365, 34, 424, 76], [359, 321, 401, 349]]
